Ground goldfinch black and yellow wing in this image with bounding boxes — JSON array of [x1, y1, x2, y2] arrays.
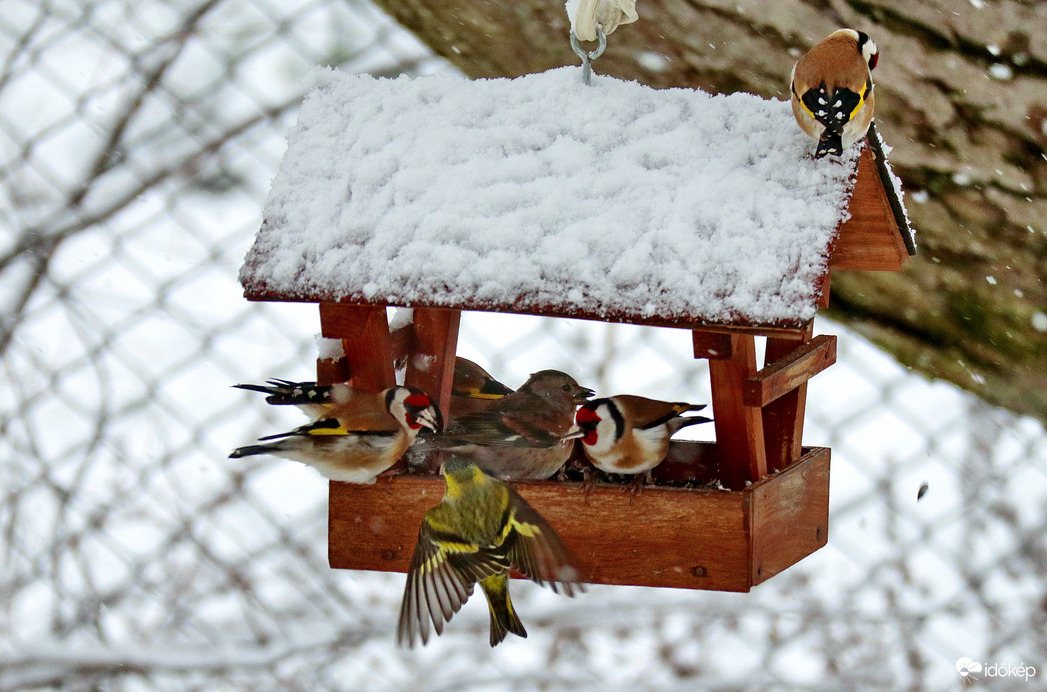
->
[[452, 357, 514, 399]]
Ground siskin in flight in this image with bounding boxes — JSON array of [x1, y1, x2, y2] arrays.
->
[[790, 28, 878, 158], [397, 456, 585, 647], [575, 395, 711, 483], [418, 370, 593, 480], [229, 386, 440, 483]]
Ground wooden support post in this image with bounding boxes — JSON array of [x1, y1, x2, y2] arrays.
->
[[316, 354, 350, 387], [693, 330, 735, 360], [318, 303, 395, 392], [705, 332, 766, 489], [743, 332, 836, 407], [755, 328, 830, 473], [403, 308, 461, 427]]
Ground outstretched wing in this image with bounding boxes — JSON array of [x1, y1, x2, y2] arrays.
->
[[503, 488, 586, 598], [397, 507, 509, 648]]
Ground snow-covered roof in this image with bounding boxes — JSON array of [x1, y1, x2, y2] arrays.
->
[[241, 67, 868, 330]]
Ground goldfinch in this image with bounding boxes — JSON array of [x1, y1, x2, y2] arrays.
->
[[575, 395, 711, 479], [451, 357, 514, 400], [233, 378, 353, 419], [234, 357, 511, 419], [450, 357, 515, 418], [397, 456, 584, 647], [229, 386, 440, 483], [790, 28, 878, 158], [419, 370, 594, 480]]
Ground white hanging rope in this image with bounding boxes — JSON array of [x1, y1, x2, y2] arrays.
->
[[565, 0, 638, 42]]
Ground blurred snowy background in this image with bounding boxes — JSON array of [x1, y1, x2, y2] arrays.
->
[[1, 0, 1044, 689]]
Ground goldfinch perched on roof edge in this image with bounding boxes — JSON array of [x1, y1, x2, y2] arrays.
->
[[397, 456, 585, 647], [790, 28, 878, 158], [229, 386, 440, 483], [575, 395, 712, 480]]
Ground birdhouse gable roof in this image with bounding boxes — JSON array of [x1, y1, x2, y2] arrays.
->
[[242, 67, 877, 330]]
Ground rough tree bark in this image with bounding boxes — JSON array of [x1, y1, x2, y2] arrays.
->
[[371, 0, 1047, 426]]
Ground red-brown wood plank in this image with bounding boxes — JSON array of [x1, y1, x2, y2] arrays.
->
[[831, 145, 910, 271], [243, 289, 813, 337], [318, 303, 395, 392], [816, 271, 831, 309], [316, 357, 349, 387], [327, 442, 830, 591], [750, 447, 830, 584], [706, 333, 767, 489], [742, 334, 837, 408], [403, 308, 461, 427], [759, 327, 815, 473], [331, 474, 750, 591], [693, 330, 735, 360]]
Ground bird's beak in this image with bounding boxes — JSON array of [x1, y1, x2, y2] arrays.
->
[[575, 386, 595, 403], [416, 406, 442, 434], [561, 424, 587, 441]]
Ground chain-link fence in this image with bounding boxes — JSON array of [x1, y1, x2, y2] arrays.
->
[[2, 1, 1045, 689]]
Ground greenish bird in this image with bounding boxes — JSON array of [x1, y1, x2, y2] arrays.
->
[[397, 456, 585, 647]]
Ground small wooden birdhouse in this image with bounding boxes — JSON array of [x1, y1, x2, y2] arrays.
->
[[239, 67, 913, 592]]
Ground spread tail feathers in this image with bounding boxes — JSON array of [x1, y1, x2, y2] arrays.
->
[[815, 132, 843, 158], [480, 575, 527, 647], [233, 379, 332, 407]]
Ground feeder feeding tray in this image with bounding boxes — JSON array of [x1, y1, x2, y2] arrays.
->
[[239, 67, 913, 591]]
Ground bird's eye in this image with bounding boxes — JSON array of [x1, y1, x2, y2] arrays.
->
[[561, 384, 571, 392]]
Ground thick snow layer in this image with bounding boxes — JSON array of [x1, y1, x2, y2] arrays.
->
[[242, 67, 863, 328]]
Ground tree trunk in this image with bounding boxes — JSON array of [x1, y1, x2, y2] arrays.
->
[[372, 0, 1047, 425]]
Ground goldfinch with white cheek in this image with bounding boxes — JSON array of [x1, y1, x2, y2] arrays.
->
[[229, 386, 440, 483], [791, 28, 878, 158], [397, 456, 584, 648], [575, 395, 712, 480]]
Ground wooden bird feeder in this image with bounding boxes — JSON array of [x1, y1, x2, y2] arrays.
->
[[239, 68, 914, 592]]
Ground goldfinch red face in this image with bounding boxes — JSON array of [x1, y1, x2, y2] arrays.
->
[[387, 387, 441, 433], [574, 400, 620, 452]]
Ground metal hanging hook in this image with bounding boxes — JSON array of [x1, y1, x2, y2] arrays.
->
[[570, 26, 607, 86]]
